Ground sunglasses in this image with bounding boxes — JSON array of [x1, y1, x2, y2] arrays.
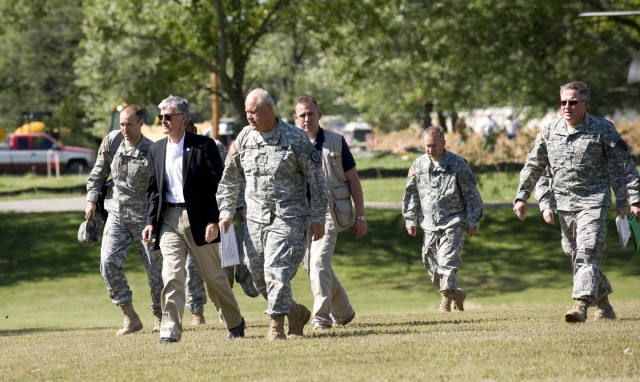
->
[[157, 112, 185, 121], [560, 100, 586, 107]]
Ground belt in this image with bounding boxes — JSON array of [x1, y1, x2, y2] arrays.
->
[[165, 202, 187, 208]]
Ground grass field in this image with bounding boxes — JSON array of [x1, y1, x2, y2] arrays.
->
[[1, 207, 639, 381]]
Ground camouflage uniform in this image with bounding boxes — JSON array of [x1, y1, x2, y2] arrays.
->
[[516, 114, 640, 302], [185, 140, 258, 316], [86, 130, 163, 315], [217, 119, 327, 315], [403, 150, 483, 291]]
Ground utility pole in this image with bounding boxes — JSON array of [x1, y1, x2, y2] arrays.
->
[[211, 71, 219, 139]]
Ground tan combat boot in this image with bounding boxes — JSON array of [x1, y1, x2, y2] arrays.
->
[[191, 312, 206, 325], [153, 311, 162, 333], [593, 296, 616, 321], [267, 315, 287, 341], [565, 299, 588, 323], [439, 290, 453, 313], [451, 288, 466, 312], [287, 301, 311, 337], [115, 303, 143, 335]]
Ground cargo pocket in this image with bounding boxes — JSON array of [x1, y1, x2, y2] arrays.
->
[[332, 184, 353, 227]]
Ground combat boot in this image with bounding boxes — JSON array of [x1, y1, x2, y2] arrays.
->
[[115, 303, 143, 335], [565, 299, 588, 323], [191, 312, 206, 325], [439, 290, 453, 313], [267, 315, 287, 341], [287, 300, 311, 337], [451, 288, 466, 312], [153, 311, 162, 333], [593, 296, 616, 321]]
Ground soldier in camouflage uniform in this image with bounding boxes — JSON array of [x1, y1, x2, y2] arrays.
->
[[514, 81, 640, 323], [85, 105, 163, 335], [217, 88, 328, 340], [403, 126, 483, 313], [184, 120, 258, 325]]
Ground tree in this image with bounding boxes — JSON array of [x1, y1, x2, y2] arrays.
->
[[0, 0, 85, 135]]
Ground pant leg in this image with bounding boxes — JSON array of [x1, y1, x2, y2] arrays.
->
[[185, 252, 207, 314], [559, 208, 611, 302], [244, 219, 269, 301], [130, 220, 163, 315], [434, 225, 465, 291], [182, 212, 242, 329], [263, 215, 307, 315], [158, 208, 189, 341], [100, 214, 134, 306], [303, 215, 353, 328], [421, 226, 464, 292]]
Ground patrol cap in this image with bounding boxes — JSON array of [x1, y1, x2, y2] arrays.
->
[[78, 216, 102, 247]]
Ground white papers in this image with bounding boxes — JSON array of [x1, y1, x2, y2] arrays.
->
[[219, 224, 240, 267], [616, 215, 631, 248]]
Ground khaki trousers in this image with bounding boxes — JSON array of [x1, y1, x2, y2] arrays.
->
[[159, 207, 242, 340], [303, 214, 354, 328]]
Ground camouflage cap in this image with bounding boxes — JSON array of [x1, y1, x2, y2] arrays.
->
[[78, 216, 102, 247]]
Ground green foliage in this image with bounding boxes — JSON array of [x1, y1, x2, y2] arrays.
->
[[0, 0, 85, 133]]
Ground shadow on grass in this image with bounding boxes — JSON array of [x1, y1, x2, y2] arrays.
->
[[334, 207, 640, 298], [0, 326, 113, 337], [0, 212, 147, 287]]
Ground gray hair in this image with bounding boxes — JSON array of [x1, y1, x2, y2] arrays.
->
[[560, 81, 590, 102], [423, 126, 446, 141], [158, 95, 189, 115], [247, 88, 275, 109]]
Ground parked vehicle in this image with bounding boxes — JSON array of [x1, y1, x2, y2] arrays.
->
[[0, 133, 95, 173]]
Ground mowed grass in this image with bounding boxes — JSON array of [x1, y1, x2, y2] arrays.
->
[[1, 208, 639, 381]]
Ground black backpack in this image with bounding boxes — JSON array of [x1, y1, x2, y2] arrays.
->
[[97, 132, 124, 221]]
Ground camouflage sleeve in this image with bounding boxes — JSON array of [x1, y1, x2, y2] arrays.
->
[[402, 164, 420, 227], [236, 184, 246, 211], [300, 141, 327, 226], [216, 140, 243, 220], [609, 161, 629, 209], [515, 131, 549, 203], [85, 136, 112, 202], [459, 163, 483, 229], [214, 139, 228, 162], [534, 167, 555, 211], [603, 129, 640, 206]]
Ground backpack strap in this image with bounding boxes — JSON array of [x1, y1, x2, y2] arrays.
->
[[108, 132, 124, 160]]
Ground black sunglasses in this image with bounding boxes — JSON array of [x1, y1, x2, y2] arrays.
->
[[560, 100, 586, 107], [157, 112, 185, 121]]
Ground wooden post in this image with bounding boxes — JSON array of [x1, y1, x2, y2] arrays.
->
[[211, 71, 219, 139]]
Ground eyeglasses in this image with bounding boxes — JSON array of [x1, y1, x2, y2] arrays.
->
[[560, 100, 586, 107], [157, 112, 185, 121]]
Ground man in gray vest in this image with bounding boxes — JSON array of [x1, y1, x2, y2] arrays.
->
[[294, 95, 367, 331]]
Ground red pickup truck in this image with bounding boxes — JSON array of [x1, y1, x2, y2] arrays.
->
[[0, 133, 95, 173]]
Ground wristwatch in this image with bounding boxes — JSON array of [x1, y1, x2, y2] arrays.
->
[[356, 215, 366, 222]]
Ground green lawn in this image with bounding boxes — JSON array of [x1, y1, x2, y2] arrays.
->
[[1, 207, 639, 380]]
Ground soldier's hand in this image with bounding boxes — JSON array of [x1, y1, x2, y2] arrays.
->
[[466, 226, 478, 236], [205, 222, 219, 243], [85, 201, 96, 220], [219, 217, 233, 233], [406, 226, 416, 236], [311, 224, 325, 241], [142, 225, 154, 242], [513, 200, 527, 221], [542, 209, 555, 225]]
